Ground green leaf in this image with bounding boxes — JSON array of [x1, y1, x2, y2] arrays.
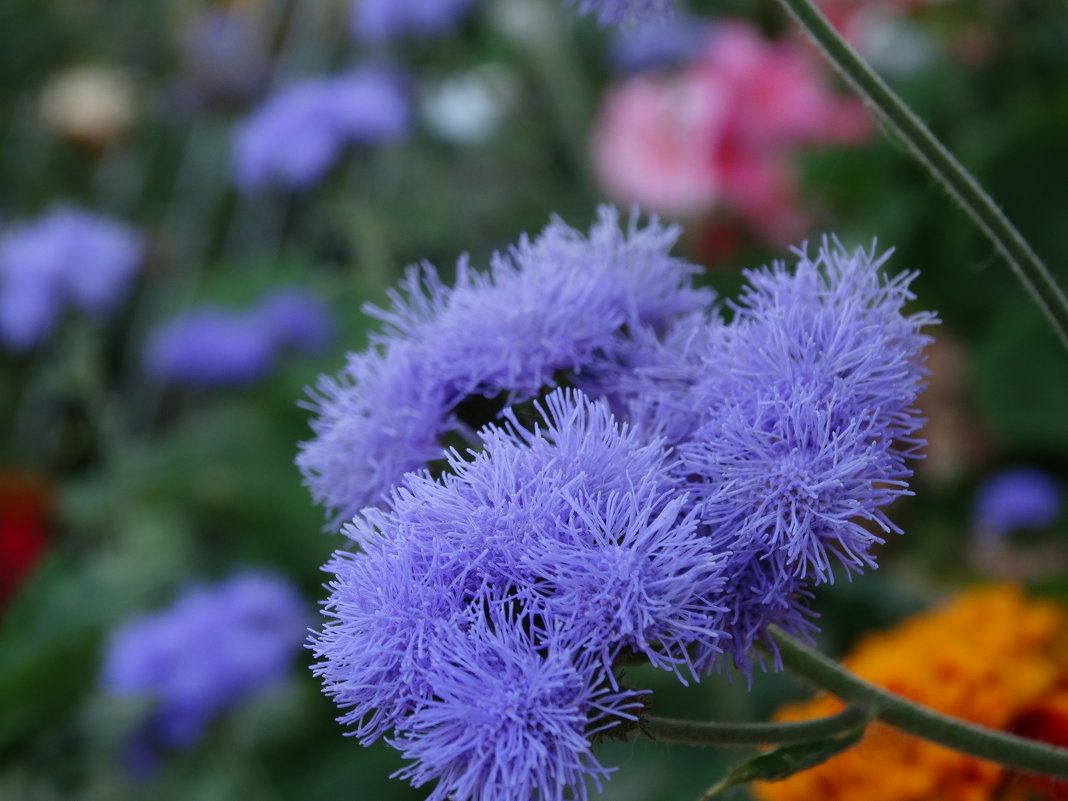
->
[[695, 723, 867, 800]]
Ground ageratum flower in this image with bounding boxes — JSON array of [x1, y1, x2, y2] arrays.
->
[[102, 572, 307, 757], [0, 208, 142, 350], [973, 467, 1062, 539], [232, 67, 409, 193], [253, 287, 336, 353], [662, 240, 931, 666], [350, 0, 476, 43], [145, 288, 335, 387], [312, 390, 727, 800], [298, 206, 711, 524], [145, 306, 277, 386], [606, 239, 932, 668], [390, 613, 640, 801]]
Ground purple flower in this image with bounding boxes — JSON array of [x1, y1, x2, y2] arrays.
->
[[145, 288, 336, 387], [311, 390, 726, 798], [232, 67, 410, 193], [254, 287, 336, 353], [609, 17, 709, 73], [145, 307, 277, 387], [350, 0, 476, 43], [568, 0, 675, 26], [974, 467, 1062, 538], [102, 572, 307, 755], [662, 240, 932, 664], [0, 208, 142, 350], [298, 206, 711, 524], [390, 616, 638, 801]]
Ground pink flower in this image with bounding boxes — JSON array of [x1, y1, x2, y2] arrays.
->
[[592, 71, 729, 218], [591, 20, 873, 247]]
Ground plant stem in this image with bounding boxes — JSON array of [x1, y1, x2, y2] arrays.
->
[[770, 626, 1068, 780], [642, 706, 868, 747], [774, 0, 1068, 350]]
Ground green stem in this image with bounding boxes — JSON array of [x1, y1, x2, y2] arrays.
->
[[642, 706, 868, 747], [775, 0, 1068, 350], [770, 626, 1068, 781]]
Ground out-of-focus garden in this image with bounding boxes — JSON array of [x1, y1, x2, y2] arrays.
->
[[2, 0, 1068, 799]]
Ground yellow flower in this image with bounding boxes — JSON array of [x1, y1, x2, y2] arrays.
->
[[754, 585, 1068, 801]]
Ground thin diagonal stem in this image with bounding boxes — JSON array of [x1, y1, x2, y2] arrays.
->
[[642, 706, 867, 747], [770, 626, 1068, 781], [775, 0, 1068, 350]]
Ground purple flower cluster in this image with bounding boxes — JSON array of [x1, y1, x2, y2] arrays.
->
[[350, 0, 476, 43], [101, 572, 307, 759], [298, 206, 711, 525], [973, 467, 1062, 539], [0, 208, 142, 351], [145, 287, 334, 387], [232, 67, 410, 193], [658, 243, 934, 665], [313, 390, 726, 800], [304, 210, 934, 801]]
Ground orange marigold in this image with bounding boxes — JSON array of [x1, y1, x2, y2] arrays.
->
[[753, 585, 1068, 801]]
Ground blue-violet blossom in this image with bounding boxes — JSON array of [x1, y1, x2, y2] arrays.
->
[[304, 216, 936, 799], [0, 208, 142, 350], [145, 287, 334, 387], [232, 67, 410, 193], [102, 572, 307, 758], [298, 206, 711, 525], [312, 389, 727, 801], [973, 467, 1062, 539]]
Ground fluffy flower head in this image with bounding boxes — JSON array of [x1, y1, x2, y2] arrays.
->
[[102, 572, 307, 750], [233, 67, 409, 192], [312, 389, 727, 799], [298, 206, 710, 523], [145, 288, 334, 387], [973, 467, 1062, 539], [0, 208, 142, 349]]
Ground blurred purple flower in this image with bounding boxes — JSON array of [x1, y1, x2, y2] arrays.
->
[[0, 208, 142, 350], [254, 287, 336, 353], [350, 0, 476, 43], [974, 468, 1062, 538], [102, 572, 307, 756], [609, 17, 709, 73], [330, 67, 412, 143], [145, 288, 335, 387], [145, 307, 277, 387], [569, 0, 675, 26], [232, 67, 410, 193]]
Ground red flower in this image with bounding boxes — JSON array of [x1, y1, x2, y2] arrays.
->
[[1011, 690, 1068, 800], [0, 472, 52, 607]]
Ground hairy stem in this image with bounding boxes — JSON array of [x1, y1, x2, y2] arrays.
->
[[642, 706, 868, 747], [774, 0, 1068, 349], [771, 626, 1068, 780]]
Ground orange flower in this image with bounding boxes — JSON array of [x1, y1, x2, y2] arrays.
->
[[754, 585, 1068, 801]]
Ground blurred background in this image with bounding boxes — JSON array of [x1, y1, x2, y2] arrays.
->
[[2, 0, 1068, 799]]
